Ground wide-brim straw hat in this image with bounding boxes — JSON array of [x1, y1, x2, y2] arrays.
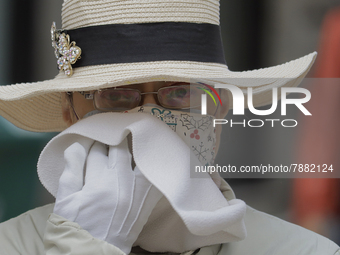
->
[[0, 0, 316, 132]]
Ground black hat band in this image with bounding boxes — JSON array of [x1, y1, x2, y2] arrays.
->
[[65, 22, 226, 68]]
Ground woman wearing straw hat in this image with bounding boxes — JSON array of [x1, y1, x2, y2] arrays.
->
[[0, 0, 339, 255]]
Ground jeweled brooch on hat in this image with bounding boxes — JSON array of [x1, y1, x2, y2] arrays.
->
[[51, 22, 81, 77]]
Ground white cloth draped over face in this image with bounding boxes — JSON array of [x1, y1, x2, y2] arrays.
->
[[38, 112, 247, 253]]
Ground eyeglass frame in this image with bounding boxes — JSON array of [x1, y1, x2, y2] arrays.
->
[[66, 84, 221, 120]]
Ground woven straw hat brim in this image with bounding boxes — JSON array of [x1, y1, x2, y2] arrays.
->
[[0, 0, 317, 132], [0, 52, 316, 132]]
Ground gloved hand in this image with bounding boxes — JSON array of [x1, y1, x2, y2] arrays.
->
[[53, 138, 163, 254]]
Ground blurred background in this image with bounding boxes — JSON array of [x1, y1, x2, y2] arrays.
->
[[0, 0, 339, 244]]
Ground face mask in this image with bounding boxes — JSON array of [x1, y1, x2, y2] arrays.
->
[[124, 104, 217, 166]]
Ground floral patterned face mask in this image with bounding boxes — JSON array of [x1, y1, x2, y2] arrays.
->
[[123, 104, 217, 167]]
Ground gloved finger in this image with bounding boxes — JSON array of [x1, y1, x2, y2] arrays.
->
[[85, 141, 108, 182], [115, 165, 163, 235], [134, 165, 163, 211], [108, 137, 133, 172], [57, 142, 87, 201], [75, 136, 95, 153], [134, 165, 163, 202], [109, 138, 134, 195], [107, 138, 134, 216], [133, 165, 149, 183]]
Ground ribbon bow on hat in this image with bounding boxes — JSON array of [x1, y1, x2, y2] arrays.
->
[[38, 112, 247, 253]]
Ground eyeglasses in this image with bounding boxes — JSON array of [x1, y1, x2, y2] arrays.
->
[[76, 84, 207, 112], [66, 84, 220, 121]]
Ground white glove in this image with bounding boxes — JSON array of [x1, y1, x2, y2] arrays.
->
[[53, 138, 163, 254]]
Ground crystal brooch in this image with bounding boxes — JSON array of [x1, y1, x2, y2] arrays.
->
[[51, 22, 81, 77]]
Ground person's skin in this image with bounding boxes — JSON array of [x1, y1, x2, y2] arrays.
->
[[61, 81, 230, 159]]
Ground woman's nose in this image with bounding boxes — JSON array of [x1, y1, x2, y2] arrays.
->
[[141, 93, 158, 106]]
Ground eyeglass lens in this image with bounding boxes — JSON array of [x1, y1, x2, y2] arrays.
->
[[93, 85, 205, 111], [94, 89, 141, 111]]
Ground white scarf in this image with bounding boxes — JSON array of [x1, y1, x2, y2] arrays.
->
[[38, 112, 247, 252]]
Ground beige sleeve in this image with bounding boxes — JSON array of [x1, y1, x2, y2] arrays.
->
[[0, 204, 53, 255], [44, 213, 126, 255]]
